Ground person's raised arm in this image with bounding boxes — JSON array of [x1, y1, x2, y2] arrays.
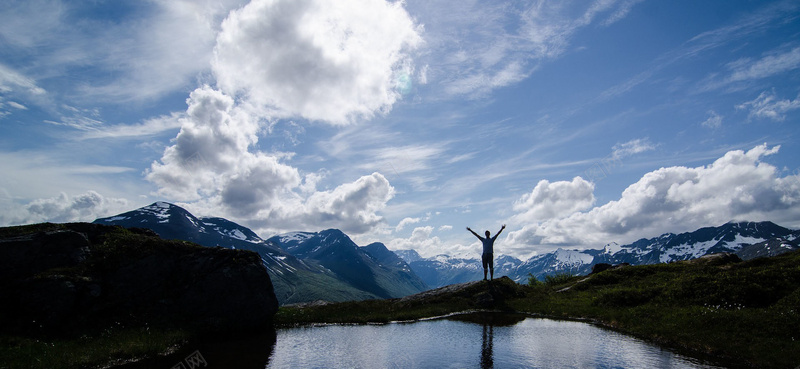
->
[[466, 226, 482, 239], [492, 224, 506, 240]]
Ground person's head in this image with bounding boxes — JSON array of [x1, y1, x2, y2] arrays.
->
[[485, 230, 490, 237]]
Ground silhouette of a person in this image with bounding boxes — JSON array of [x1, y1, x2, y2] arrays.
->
[[467, 225, 505, 280]]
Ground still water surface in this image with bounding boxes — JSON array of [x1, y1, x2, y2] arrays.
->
[[267, 313, 722, 368], [121, 313, 724, 368]]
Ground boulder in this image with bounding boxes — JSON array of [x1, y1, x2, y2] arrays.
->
[[0, 223, 278, 335], [689, 252, 742, 266]]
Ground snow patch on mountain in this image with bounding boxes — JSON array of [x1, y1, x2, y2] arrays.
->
[[603, 242, 621, 254], [279, 232, 315, 243], [660, 240, 716, 263], [554, 248, 593, 265]]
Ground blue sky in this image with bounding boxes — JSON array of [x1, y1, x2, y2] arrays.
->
[[1, 0, 799, 259]]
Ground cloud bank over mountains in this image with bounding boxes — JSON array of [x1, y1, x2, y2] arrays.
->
[[505, 144, 800, 257]]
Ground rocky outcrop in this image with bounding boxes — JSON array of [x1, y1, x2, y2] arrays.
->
[[685, 252, 742, 266], [0, 223, 278, 335], [398, 276, 526, 309]]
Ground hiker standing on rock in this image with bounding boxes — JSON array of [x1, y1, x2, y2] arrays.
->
[[467, 224, 505, 280]]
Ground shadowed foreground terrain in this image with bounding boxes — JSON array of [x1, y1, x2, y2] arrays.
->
[[0, 223, 278, 369]]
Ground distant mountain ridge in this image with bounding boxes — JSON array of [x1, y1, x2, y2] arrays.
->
[[397, 221, 800, 288], [95, 202, 427, 305], [266, 230, 427, 299], [95, 203, 798, 296]]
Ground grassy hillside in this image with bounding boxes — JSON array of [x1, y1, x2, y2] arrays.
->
[[276, 250, 800, 369]]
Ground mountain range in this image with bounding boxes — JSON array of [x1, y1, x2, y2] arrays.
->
[[397, 221, 800, 287], [94, 202, 427, 305], [95, 202, 799, 301]]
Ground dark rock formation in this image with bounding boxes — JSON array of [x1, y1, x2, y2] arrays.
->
[[0, 223, 278, 336], [590, 262, 630, 274], [686, 252, 742, 266], [398, 276, 525, 310]]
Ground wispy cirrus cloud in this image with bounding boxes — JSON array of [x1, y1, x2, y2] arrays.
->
[[701, 110, 723, 129], [597, 1, 800, 102], [736, 90, 800, 121], [411, 0, 644, 98], [701, 45, 800, 91], [80, 113, 184, 140], [611, 138, 656, 159]]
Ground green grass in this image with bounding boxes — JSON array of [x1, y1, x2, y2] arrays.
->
[[0, 327, 189, 369]]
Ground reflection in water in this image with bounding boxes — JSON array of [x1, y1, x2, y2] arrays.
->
[[481, 323, 493, 369], [452, 313, 527, 369]]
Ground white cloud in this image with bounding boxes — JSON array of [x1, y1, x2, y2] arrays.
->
[[0, 1, 240, 103], [6, 101, 26, 110], [83, 0, 245, 102], [212, 0, 422, 124], [299, 172, 395, 233], [700, 45, 800, 92], [388, 225, 472, 258], [396, 217, 421, 231], [726, 46, 800, 84], [145, 0, 420, 235], [611, 138, 655, 159], [146, 86, 271, 202], [736, 90, 800, 121], [512, 177, 595, 223], [439, 225, 453, 231], [507, 144, 800, 253], [0, 62, 46, 95], [145, 88, 393, 234], [701, 110, 723, 129], [80, 112, 184, 139], [0, 190, 129, 226], [364, 144, 447, 175], [148, 88, 397, 232]]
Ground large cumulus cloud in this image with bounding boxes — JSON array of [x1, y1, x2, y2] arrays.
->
[[507, 144, 800, 253], [212, 0, 422, 124], [147, 0, 419, 234], [146, 86, 395, 234]]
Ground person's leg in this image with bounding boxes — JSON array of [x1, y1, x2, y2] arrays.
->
[[489, 253, 494, 280], [482, 253, 489, 280]]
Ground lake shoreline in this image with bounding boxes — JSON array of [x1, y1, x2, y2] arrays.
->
[[275, 251, 800, 369]]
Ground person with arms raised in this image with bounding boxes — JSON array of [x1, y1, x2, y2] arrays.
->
[[467, 224, 506, 280]]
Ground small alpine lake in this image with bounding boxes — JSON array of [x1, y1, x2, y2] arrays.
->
[[123, 312, 725, 368], [267, 312, 723, 368]]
